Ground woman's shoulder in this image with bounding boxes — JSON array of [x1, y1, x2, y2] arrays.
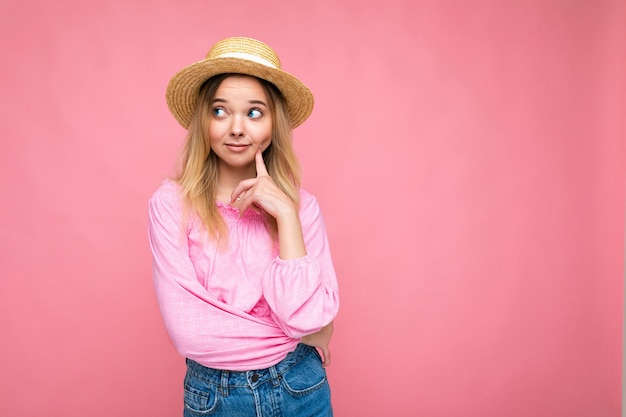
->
[[150, 178, 183, 208], [298, 188, 323, 216], [298, 188, 316, 206]]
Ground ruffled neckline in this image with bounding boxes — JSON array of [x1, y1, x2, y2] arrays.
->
[[215, 199, 265, 220]]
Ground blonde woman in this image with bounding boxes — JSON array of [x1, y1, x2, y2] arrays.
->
[[148, 37, 339, 416]]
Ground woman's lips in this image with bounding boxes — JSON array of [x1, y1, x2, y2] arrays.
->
[[225, 144, 251, 152]]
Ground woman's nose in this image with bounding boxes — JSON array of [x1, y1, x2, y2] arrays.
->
[[230, 115, 245, 137]]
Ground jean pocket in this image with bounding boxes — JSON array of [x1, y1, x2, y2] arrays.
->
[[281, 348, 328, 397], [183, 372, 220, 416]]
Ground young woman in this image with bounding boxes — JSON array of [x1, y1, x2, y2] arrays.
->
[[148, 37, 339, 416]]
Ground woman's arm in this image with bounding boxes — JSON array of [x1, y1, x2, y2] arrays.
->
[[301, 321, 334, 367], [231, 148, 339, 340], [148, 181, 295, 368], [231, 148, 306, 260]]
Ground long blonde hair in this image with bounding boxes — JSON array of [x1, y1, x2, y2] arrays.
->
[[175, 74, 301, 243]]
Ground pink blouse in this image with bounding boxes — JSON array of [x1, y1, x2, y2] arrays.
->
[[148, 179, 339, 371]]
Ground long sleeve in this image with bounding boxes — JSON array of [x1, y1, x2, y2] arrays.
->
[[148, 180, 297, 370], [261, 191, 340, 338]]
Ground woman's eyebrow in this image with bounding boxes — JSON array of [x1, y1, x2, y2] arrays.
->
[[248, 99, 268, 107]]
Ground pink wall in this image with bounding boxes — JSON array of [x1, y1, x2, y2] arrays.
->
[[1, 0, 624, 416]]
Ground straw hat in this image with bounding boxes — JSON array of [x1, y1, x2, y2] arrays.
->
[[166, 37, 314, 129]]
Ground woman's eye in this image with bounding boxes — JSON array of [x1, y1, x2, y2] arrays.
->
[[213, 107, 226, 117], [248, 109, 262, 118]]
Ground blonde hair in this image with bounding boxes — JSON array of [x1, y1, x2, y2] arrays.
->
[[175, 74, 301, 244]]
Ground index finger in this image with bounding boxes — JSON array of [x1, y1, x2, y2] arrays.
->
[[255, 147, 268, 177]]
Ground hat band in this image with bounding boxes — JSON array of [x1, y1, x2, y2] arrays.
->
[[215, 52, 279, 69]]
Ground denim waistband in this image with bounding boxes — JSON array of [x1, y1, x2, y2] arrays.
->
[[185, 343, 316, 393]]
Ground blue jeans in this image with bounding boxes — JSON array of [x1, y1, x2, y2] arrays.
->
[[183, 344, 333, 417]]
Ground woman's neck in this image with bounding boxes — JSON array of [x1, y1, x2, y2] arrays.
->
[[215, 163, 255, 203]]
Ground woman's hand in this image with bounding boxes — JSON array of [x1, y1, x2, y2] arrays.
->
[[231, 147, 297, 220], [301, 321, 334, 367], [231, 147, 306, 260]]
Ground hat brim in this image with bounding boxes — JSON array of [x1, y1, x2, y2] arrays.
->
[[166, 57, 314, 129]]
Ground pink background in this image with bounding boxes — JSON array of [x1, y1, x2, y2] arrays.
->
[[1, 0, 624, 416]]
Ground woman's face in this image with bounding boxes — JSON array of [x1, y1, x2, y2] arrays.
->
[[208, 75, 273, 176]]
